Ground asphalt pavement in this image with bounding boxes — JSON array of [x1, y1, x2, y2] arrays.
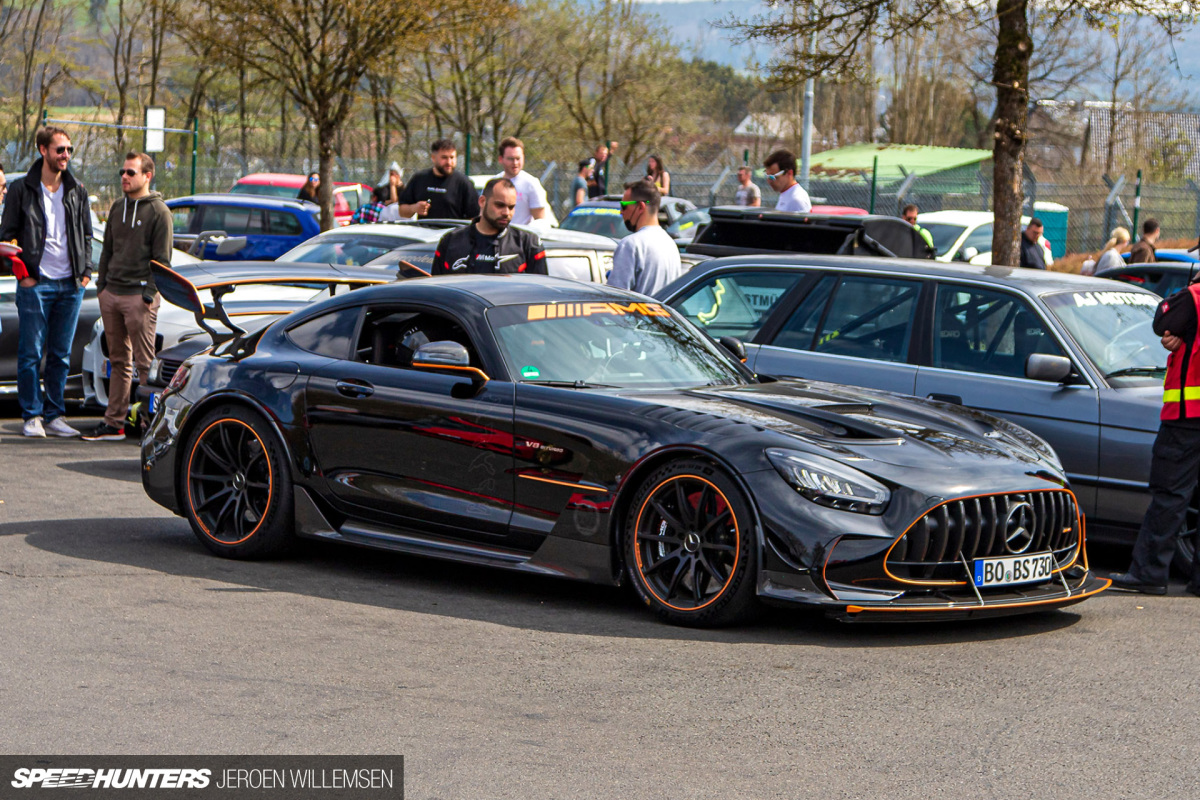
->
[[1, 405, 1198, 799]]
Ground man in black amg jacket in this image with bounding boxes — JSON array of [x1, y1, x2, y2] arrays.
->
[[430, 178, 546, 276]]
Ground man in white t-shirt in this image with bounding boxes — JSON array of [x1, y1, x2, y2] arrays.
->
[[764, 149, 812, 213], [606, 180, 681, 296], [495, 136, 547, 226]]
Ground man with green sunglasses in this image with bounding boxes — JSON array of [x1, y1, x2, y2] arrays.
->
[[606, 180, 681, 295]]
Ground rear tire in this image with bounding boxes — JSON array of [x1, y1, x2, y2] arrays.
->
[[624, 459, 759, 627], [180, 405, 293, 559]]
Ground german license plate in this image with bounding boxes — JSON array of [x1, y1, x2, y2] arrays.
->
[[148, 392, 159, 415], [974, 552, 1055, 587]]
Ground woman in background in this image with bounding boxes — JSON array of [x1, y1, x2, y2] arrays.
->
[[646, 155, 670, 195], [297, 171, 320, 202], [1090, 226, 1131, 275]]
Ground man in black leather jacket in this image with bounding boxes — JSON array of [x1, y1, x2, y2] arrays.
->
[[430, 178, 546, 276], [0, 127, 93, 438]]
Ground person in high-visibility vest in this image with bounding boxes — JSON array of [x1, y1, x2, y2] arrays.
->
[[1111, 275, 1200, 595], [901, 203, 935, 251]]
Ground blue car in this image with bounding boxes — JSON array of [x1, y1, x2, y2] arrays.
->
[[165, 194, 321, 261]]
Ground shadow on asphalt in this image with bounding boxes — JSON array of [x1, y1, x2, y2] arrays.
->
[[56, 458, 142, 483], [0, 514, 1102, 647]]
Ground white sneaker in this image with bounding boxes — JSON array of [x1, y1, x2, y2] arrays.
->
[[22, 417, 46, 438], [44, 417, 81, 438]]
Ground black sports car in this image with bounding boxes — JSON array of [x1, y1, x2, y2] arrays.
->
[[142, 275, 1108, 626]]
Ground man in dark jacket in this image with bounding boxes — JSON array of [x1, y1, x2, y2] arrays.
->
[[1129, 218, 1160, 264], [394, 139, 478, 220], [0, 127, 93, 438], [1019, 217, 1047, 269], [430, 178, 546, 276], [83, 151, 172, 442]]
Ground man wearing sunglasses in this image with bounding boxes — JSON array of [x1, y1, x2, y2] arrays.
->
[[606, 179, 681, 296], [763, 149, 811, 213], [83, 152, 171, 442], [0, 127, 94, 438]]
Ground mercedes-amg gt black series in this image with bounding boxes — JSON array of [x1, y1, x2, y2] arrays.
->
[[142, 274, 1109, 626]]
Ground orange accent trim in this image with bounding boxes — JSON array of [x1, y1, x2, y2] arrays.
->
[[878, 488, 1082, 587], [185, 418, 274, 546], [632, 474, 740, 613], [844, 578, 1110, 614], [410, 362, 490, 382], [518, 474, 608, 493]]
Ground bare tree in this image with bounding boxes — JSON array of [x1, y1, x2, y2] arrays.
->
[[721, 0, 1187, 266], [1, 0, 82, 161]]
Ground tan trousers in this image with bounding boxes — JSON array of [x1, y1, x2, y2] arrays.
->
[[99, 289, 160, 428]]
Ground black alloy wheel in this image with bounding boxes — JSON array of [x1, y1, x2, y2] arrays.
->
[[182, 405, 293, 558], [625, 459, 758, 627], [1174, 504, 1198, 579]]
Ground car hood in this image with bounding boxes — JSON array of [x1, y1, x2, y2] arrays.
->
[[635, 378, 1062, 482]]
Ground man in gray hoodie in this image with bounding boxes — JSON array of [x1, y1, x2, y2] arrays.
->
[[83, 151, 172, 441]]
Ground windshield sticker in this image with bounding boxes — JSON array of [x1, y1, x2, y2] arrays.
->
[[526, 302, 670, 320], [521, 365, 541, 379], [1070, 291, 1157, 308], [569, 207, 621, 216]]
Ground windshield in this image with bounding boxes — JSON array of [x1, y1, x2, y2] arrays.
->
[[279, 234, 421, 265], [1042, 290, 1165, 380], [230, 184, 297, 198], [487, 301, 747, 389], [560, 206, 629, 239], [920, 223, 967, 257]]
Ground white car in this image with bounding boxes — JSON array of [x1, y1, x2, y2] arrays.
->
[[918, 210, 1054, 267], [277, 221, 453, 265]]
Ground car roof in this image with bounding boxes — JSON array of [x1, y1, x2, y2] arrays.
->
[[235, 173, 363, 188], [917, 210, 1034, 226], [305, 223, 447, 242], [166, 194, 318, 210], [663, 253, 1158, 298], [571, 195, 695, 210], [334, 274, 653, 309]]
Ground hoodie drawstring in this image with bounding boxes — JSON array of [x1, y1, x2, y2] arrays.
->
[[121, 198, 141, 226]]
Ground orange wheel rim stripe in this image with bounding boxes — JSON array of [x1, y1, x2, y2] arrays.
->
[[185, 418, 274, 546], [633, 474, 740, 612]]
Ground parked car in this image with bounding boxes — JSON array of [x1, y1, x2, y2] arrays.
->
[[657, 255, 1183, 567], [687, 207, 934, 259], [0, 242, 201, 401], [84, 262, 394, 411], [141, 273, 1105, 625], [1097, 250, 1200, 298], [918, 210, 1054, 266], [559, 195, 697, 240], [276, 222, 453, 266], [367, 235, 617, 283], [166, 194, 322, 261], [230, 173, 369, 227]]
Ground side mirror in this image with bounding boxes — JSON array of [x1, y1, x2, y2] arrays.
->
[[955, 246, 979, 262], [215, 236, 248, 256], [412, 341, 489, 384], [718, 335, 747, 362], [1026, 354, 1072, 382]]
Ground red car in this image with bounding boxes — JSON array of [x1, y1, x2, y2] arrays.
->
[[230, 173, 369, 226]]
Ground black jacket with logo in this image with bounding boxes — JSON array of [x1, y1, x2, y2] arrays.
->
[[0, 158, 93, 284], [430, 221, 547, 276]]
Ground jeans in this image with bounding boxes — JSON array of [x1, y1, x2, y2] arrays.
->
[[15, 277, 85, 422]]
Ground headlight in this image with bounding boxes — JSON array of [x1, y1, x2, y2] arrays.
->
[[148, 358, 161, 384], [766, 448, 890, 515]]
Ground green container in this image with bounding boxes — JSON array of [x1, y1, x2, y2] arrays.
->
[[1033, 201, 1068, 259]]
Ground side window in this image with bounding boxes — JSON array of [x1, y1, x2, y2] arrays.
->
[[788, 276, 920, 362], [546, 254, 593, 283], [354, 308, 479, 369], [960, 224, 993, 255], [171, 206, 194, 234], [770, 275, 837, 350], [340, 189, 361, 212], [933, 284, 1064, 378], [267, 210, 303, 236], [286, 306, 361, 359], [672, 270, 805, 341], [200, 205, 263, 235]]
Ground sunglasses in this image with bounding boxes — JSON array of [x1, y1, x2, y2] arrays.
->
[[764, 169, 786, 180], [54, 145, 75, 155], [118, 168, 140, 177], [619, 200, 641, 208]]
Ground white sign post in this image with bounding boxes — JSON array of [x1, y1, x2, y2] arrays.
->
[[144, 107, 166, 153]]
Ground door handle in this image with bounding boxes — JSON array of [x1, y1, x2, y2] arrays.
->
[[335, 379, 374, 398], [927, 393, 962, 405]]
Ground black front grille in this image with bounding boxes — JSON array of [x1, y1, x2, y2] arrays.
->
[[886, 491, 1079, 583], [157, 357, 184, 386]]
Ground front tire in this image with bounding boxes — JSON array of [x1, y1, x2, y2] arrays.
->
[[181, 405, 293, 559], [624, 459, 758, 627]]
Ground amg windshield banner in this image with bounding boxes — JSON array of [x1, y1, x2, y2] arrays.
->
[[0, 757, 403, 799]]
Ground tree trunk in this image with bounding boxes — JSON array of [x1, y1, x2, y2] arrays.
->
[[318, 124, 336, 231], [990, 0, 1031, 268]]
